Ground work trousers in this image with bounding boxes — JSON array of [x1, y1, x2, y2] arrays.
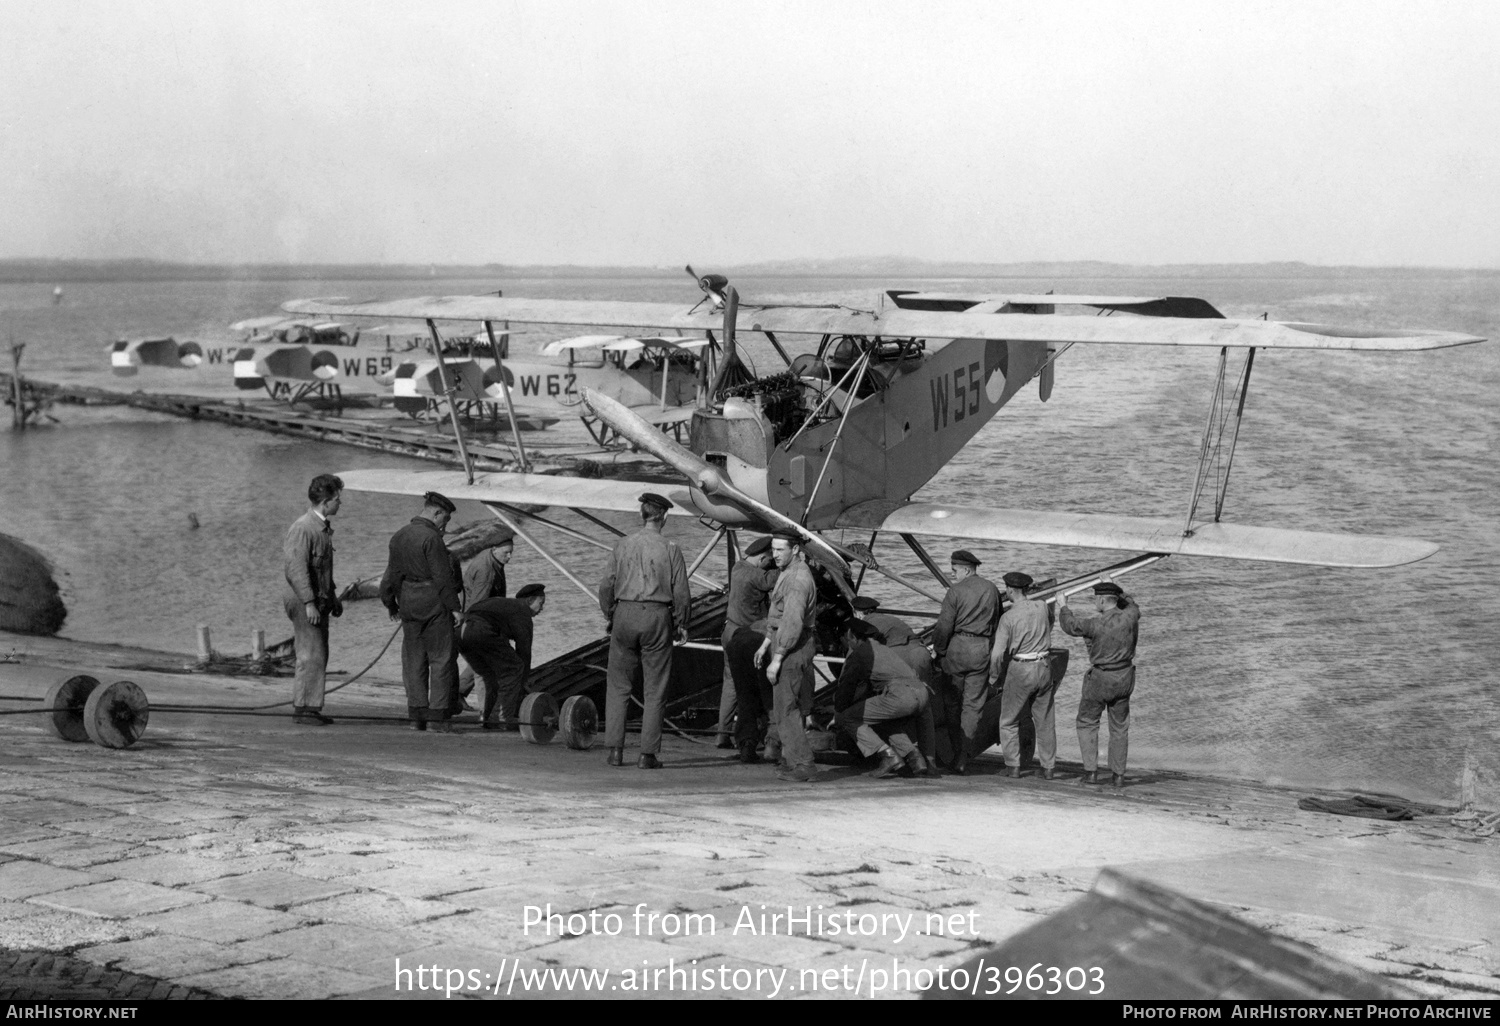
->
[[941, 634, 992, 757], [402, 612, 458, 717], [604, 601, 672, 754], [1077, 666, 1135, 775], [284, 593, 329, 710], [998, 660, 1057, 770], [727, 628, 774, 750], [771, 632, 817, 771], [457, 620, 526, 726], [888, 642, 937, 757], [837, 682, 928, 760], [716, 623, 742, 739]]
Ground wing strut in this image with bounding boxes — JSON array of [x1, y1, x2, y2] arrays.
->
[[483, 320, 529, 472], [762, 330, 793, 368], [487, 502, 724, 592], [900, 533, 955, 591], [686, 527, 727, 586], [486, 505, 596, 602], [1029, 554, 1170, 605], [1185, 346, 1256, 537], [800, 348, 873, 524], [426, 319, 475, 484]]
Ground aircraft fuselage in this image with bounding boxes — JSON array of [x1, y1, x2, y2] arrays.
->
[[685, 335, 1052, 529]]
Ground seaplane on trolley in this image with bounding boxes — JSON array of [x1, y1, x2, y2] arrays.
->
[[282, 271, 1482, 730]]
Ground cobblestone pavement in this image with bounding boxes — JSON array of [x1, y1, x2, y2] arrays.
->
[[1, 641, 1496, 1000], [0, 948, 221, 999]]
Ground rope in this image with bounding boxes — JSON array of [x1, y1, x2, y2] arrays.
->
[[629, 693, 714, 746]]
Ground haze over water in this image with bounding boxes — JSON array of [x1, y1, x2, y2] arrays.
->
[[1, 269, 1495, 805]]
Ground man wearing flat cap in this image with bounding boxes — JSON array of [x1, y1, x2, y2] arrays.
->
[[932, 549, 1000, 774], [458, 583, 546, 731], [1060, 581, 1141, 787], [991, 571, 1058, 779], [717, 535, 779, 753], [456, 532, 516, 705], [380, 491, 464, 731], [598, 493, 691, 768]]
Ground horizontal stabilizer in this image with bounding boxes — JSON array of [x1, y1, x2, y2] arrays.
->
[[337, 468, 695, 517], [841, 502, 1439, 568], [283, 295, 1483, 351]]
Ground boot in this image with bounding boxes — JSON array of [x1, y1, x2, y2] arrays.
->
[[1077, 770, 1101, 785], [906, 750, 941, 778], [1042, 766, 1057, 781], [293, 707, 329, 726], [868, 748, 903, 778], [950, 750, 970, 776], [638, 753, 662, 770], [606, 747, 625, 767], [715, 734, 736, 750], [737, 741, 761, 764], [429, 716, 454, 734], [408, 707, 428, 732], [775, 764, 814, 783], [1111, 772, 1126, 788], [1005, 763, 1022, 778]]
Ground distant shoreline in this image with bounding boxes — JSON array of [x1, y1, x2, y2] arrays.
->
[[4, 257, 1500, 285]]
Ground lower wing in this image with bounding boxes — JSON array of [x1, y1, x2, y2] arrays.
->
[[839, 501, 1437, 568], [337, 468, 695, 516]]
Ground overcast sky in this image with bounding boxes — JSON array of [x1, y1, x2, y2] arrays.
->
[[2, 0, 1497, 267]]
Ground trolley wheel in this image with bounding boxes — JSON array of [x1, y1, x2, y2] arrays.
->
[[518, 691, 559, 745], [559, 695, 598, 751], [83, 680, 149, 749], [43, 674, 101, 743]]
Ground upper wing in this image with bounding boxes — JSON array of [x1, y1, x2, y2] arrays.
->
[[839, 501, 1438, 568], [283, 295, 1482, 351], [885, 291, 1225, 319], [337, 468, 696, 516]]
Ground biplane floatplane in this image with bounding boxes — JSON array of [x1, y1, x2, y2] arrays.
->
[[282, 270, 1482, 712], [108, 317, 372, 402], [382, 332, 706, 441], [109, 313, 706, 435], [109, 336, 206, 374]]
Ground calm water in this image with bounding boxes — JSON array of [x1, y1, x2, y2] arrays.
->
[[1, 271, 1496, 803]]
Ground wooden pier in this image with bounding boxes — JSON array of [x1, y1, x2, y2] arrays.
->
[[2, 374, 679, 480]]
